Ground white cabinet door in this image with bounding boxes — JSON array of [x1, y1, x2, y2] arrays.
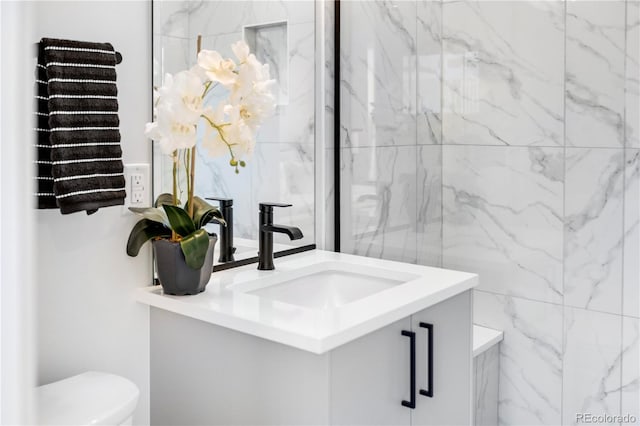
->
[[412, 291, 473, 426], [330, 317, 413, 425]]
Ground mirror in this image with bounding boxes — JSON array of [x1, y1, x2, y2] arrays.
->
[[152, 0, 317, 266]]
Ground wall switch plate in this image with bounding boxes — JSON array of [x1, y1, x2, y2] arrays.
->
[[124, 163, 150, 213]]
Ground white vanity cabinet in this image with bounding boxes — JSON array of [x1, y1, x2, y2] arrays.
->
[[329, 290, 472, 426], [150, 290, 472, 426]]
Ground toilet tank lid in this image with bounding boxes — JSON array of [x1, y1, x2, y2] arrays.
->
[[37, 371, 140, 425]]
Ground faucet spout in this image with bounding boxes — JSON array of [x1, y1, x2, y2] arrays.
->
[[262, 224, 303, 240]]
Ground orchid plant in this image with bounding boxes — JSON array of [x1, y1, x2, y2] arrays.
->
[[126, 38, 276, 269]]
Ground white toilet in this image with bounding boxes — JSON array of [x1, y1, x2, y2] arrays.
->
[[37, 371, 139, 425]]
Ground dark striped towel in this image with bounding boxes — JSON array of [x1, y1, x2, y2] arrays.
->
[[35, 38, 126, 215]]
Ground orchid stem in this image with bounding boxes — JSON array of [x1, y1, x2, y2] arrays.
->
[[171, 150, 178, 241], [189, 35, 203, 220]]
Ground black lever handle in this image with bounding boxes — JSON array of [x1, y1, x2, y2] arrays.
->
[[419, 322, 434, 398], [401, 330, 416, 409], [206, 197, 233, 208], [259, 202, 292, 211]]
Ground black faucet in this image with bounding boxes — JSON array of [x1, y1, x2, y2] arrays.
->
[[206, 197, 235, 262], [258, 202, 304, 270]]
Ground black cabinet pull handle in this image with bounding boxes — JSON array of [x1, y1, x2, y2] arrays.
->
[[401, 330, 416, 409], [419, 322, 434, 398]]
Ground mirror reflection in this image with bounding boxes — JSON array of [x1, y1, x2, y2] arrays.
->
[[152, 0, 316, 265]]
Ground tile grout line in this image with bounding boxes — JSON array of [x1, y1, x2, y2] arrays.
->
[[440, 0, 445, 269], [620, 0, 629, 420], [562, 0, 568, 421], [474, 289, 637, 319], [338, 143, 636, 150], [415, 0, 419, 267]]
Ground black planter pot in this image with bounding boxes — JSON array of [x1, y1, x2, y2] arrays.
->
[[152, 234, 217, 295]]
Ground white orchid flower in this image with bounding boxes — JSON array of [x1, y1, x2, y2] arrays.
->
[[145, 101, 197, 154], [224, 104, 256, 158], [231, 40, 250, 63], [230, 55, 274, 102], [157, 73, 175, 99], [169, 70, 205, 120], [197, 50, 237, 86], [228, 77, 276, 130]]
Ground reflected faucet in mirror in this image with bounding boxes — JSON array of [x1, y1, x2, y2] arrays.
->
[[206, 197, 235, 262], [258, 202, 303, 271]]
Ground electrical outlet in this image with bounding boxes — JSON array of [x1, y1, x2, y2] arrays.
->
[[131, 173, 144, 189], [131, 189, 145, 205], [124, 163, 150, 213]]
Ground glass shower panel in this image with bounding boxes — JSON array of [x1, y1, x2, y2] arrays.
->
[[338, 0, 443, 266]]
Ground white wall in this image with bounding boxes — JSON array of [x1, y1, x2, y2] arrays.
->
[[33, 2, 152, 424], [1, 2, 36, 424]]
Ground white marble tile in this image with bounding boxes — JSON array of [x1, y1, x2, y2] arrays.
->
[[195, 147, 255, 241], [628, 1, 640, 149], [417, 145, 442, 267], [442, 146, 564, 304], [248, 0, 314, 26], [200, 32, 240, 59], [324, 0, 335, 150], [566, 1, 626, 148], [441, 1, 564, 146], [259, 23, 315, 144], [564, 148, 625, 315], [474, 291, 563, 425], [188, 0, 314, 40], [624, 149, 640, 318], [245, 22, 289, 105], [417, 0, 442, 145], [340, 146, 417, 263], [474, 344, 499, 426], [155, 0, 191, 38], [622, 316, 639, 421], [340, 0, 417, 148], [562, 307, 623, 425], [251, 142, 315, 247], [323, 148, 335, 251]]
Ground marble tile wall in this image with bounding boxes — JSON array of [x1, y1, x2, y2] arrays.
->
[[566, 1, 626, 148], [340, 1, 640, 424], [474, 344, 500, 426], [563, 308, 623, 425], [564, 148, 625, 314], [155, 0, 316, 246]]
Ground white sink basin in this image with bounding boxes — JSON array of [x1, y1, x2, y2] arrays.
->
[[231, 261, 419, 310]]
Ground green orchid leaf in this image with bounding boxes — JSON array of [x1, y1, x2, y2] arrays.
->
[[162, 204, 196, 237], [128, 207, 170, 227], [180, 229, 210, 269], [186, 196, 226, 229], [155, 192, 176, 208], [126, 219, 171, 257]]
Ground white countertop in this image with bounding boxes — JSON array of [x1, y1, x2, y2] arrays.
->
[[136, 250, 478, 354]]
